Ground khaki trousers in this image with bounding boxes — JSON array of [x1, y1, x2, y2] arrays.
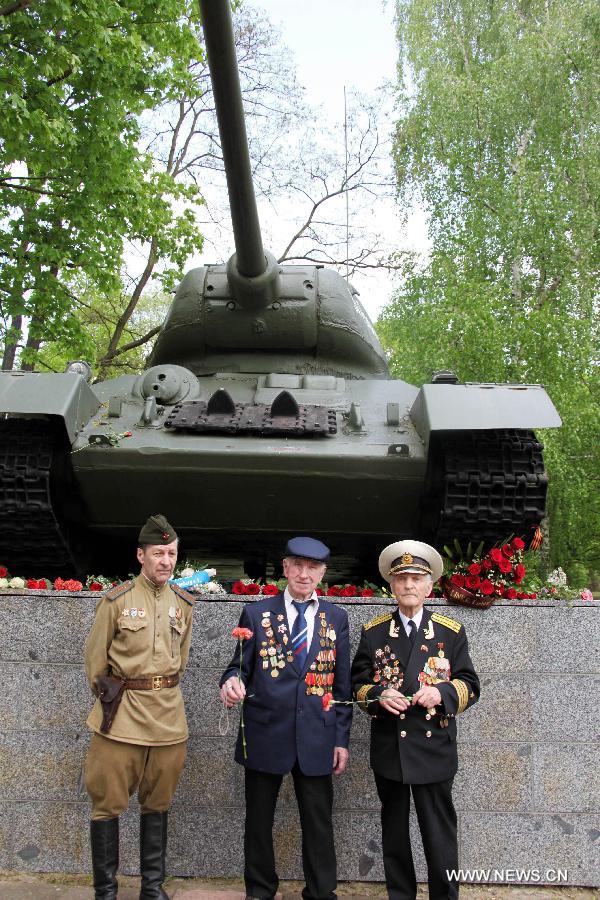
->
[[85, 732, 187, 820]]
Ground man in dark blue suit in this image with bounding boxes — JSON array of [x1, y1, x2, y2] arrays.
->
[[220, 537, 352, 900]]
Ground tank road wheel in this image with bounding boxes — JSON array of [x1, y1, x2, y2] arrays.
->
[[0, 418, 85, 576], [420, 429, 548, 550]]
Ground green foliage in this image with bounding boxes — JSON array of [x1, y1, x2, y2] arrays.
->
[[0, 0, 204, 362], [380, 0, 599, 581]]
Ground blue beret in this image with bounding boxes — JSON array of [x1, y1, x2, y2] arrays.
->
[[284, 536, 330, 563]]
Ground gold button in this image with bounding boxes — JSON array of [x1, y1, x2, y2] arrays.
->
[[426, 730, 432, 737], [400, 730, 407, 738], [400, 713, 406, 720]]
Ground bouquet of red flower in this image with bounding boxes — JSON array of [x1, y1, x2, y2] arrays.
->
[[442, 537, 537, 609]]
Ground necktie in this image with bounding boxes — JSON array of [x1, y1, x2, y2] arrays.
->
[[291, 600, 311, 668], [407, 620, 417, 647]]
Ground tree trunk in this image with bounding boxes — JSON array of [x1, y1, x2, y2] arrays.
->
[[2, 314, 23, 370]]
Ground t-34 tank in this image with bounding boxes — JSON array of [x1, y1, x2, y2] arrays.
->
[[0, 0, 561, 580]]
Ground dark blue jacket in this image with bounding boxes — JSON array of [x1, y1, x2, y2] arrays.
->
[[221, 593, 352, 776]]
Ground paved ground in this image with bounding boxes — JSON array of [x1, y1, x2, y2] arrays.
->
[[0, 873, 597, 900]]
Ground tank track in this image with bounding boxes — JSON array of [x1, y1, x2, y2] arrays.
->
[[423, 429, 548, 550], [0, 419, 79, 575]]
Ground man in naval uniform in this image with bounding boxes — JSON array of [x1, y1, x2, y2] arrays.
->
[[220, 536, 352, 900], [84, 514, 194, 900], [351, 541, 479, 900]]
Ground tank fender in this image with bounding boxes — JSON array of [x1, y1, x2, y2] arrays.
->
[[0, 372, 100, 444], [410, 383, 561, 443]]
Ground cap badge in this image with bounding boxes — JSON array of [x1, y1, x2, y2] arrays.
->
[[401, 553, 413, 565]]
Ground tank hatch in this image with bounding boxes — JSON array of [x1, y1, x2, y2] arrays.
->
[[163, 388, 337, 436]]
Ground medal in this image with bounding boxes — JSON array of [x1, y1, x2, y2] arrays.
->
[[131, 608, 138, 618], [122, 608, 130, 617], [271, 669, 279, 678], [138, 608, 146, 618]]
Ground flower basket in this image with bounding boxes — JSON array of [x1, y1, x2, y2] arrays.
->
[[441, 577, 495, 610]]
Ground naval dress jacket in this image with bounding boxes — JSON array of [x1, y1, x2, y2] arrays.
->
[[85, 574, 194, 746], [351, 607, 479, 784], [221, 593, 352, 776]]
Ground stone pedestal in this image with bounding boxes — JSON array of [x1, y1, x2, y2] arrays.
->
[[0, 593, 597, 886]]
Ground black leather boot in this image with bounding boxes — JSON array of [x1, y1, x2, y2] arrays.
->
[[90, 817, 119, 899], [139, 811, 170, 899]]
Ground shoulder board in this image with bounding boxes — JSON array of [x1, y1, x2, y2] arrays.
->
[[431, 612, 462, 633], [104, 581, 133, 601], [364, 612, 393, 631], [170, 583, 195, 606]]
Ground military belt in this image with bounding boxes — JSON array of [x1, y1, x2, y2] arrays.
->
[[124, 674, 180, 691]]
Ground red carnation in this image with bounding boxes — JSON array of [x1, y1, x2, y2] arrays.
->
[[89, 582, 103, 591], [516, 591, 526, 599], [27, 579, 40, 589], [498, 558, 512, 574], [62, 579, 83, 591], [480, 579, 494, 596], [467, 563, 481, 576], [501, 543, 514, 559], [261, 583, 279, 595], [54, 577, 65, 591], [316, 588, 324, 596], [450, 573, 465, 588], [327, 586, 341, 596], [481, 558, 492, 570], [340, 586, 357, 596], [232, 581, 246, 595], [37, 578, 48, 590], [232, 626, 253, 641], [465, 575, 481, 591], [489, 548, 503, 565], [511, 537, 525, 551], [244, 583, 260, 595], [0, 566, 7, 578], [505, 587, 517, 599], [322, 692, 334, 712], [359, 588, 375, 597]]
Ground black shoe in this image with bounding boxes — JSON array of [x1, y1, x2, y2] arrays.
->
[[90, 818, 119, 899], [139, 811, 170, 899]]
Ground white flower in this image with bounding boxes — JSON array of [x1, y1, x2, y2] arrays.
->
[[205, 567, 217, 577], [180, 567, 195, 577], [547, 567, 567, 587], [9, 576, 25, 589], [0, 578, 8, 589], [205, 581, 224, 593]]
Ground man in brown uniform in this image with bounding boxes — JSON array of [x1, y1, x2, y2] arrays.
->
[[84, 514, 194, 900]]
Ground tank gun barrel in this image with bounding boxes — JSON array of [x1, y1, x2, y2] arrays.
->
[[199, 0, 280, 310]]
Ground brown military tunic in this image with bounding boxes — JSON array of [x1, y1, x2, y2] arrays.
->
[[85, 574, 194, 746]]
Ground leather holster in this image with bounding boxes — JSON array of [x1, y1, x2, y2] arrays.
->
[[95, 675, 126, 734]]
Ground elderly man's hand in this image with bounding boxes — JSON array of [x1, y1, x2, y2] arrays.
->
[[333, 746, 349, 775], [412, 685, 442, 708], [379, 687, 411, 714], [220, 676, 246, 708]]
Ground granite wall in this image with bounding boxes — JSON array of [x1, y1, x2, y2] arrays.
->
[[0, 593, 598, 887]]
